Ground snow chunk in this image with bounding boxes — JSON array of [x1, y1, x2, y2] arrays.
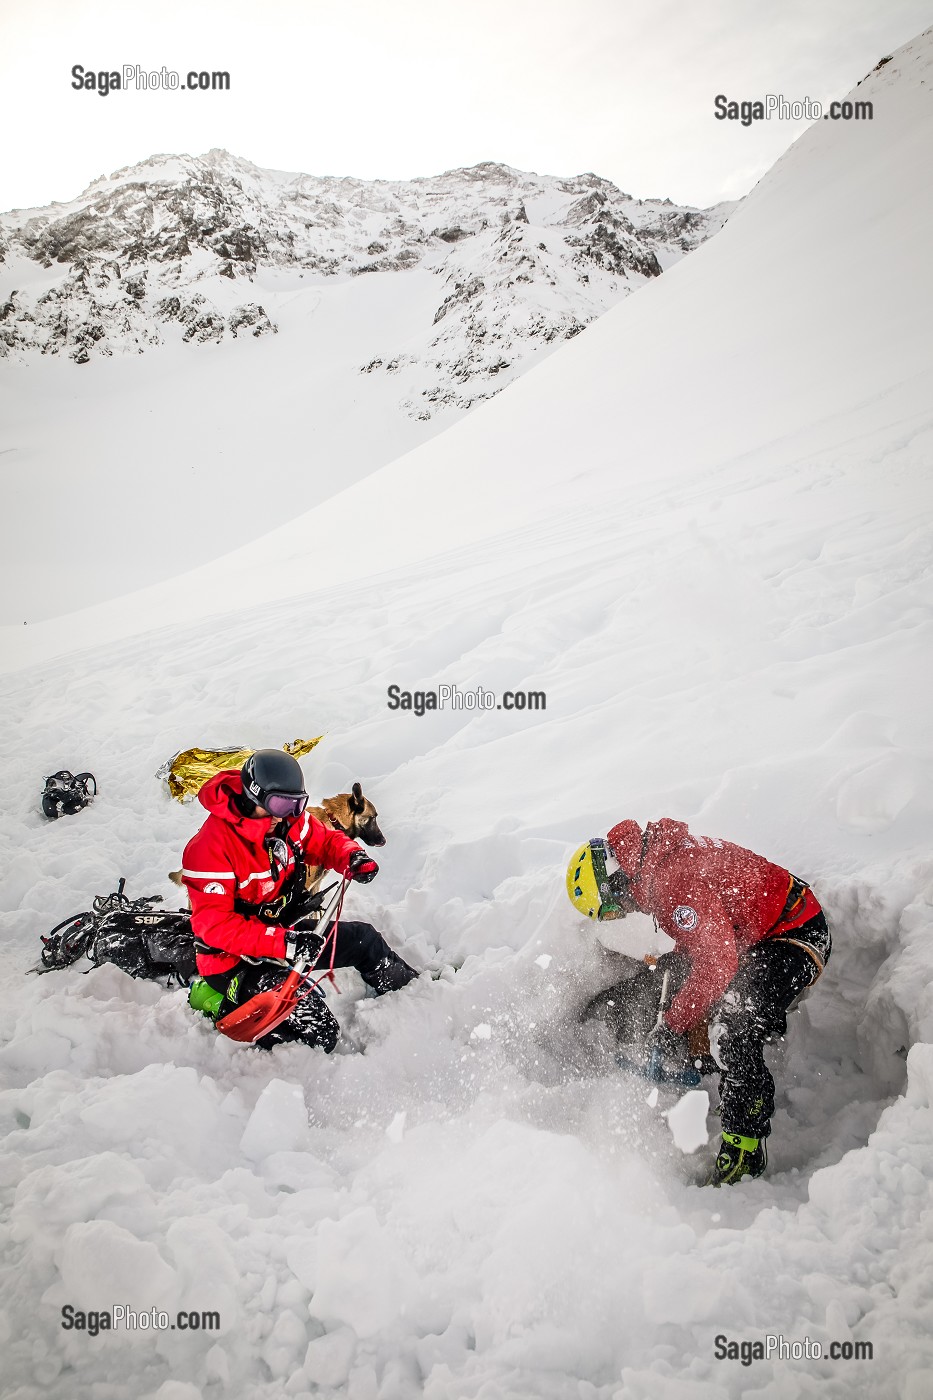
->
[[304, 1326, 357, 1388], [386, 1111, 407, 1143], [240, 1079, 312, 1160], [58, 1219, 177, 1312], [141, 1384, 203, 1400], [12, 1151, 148, 1243], [470, 1023, 492, 1041], [261, 1308, 308, 1380], [310, 1207, 419, 1338], [259, 1151, 333, 1192], [905, 1042, 933, 1108], [643, 1255, 724, 1324], [204, 1346, 229, 1386], [165, 1217, 239, 1333], [663, 1090, 710, 1155], [534, 953, 553, 969]]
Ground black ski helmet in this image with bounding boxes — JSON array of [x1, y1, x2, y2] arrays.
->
[[240, 749, 308, 814]]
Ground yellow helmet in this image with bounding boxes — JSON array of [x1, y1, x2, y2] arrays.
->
[[566, 838, 627, 920]]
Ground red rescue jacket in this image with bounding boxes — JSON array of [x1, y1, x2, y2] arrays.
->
[[182, 770, 361, 976], [607, 819, 821, 1035]]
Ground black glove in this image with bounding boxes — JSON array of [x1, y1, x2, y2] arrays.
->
[[278, 888, 324, 927], [255, 887, 323, 927], [284, 928, 325, 965], [645, 1023, 689, 1079], [348, 850, 379, 883]]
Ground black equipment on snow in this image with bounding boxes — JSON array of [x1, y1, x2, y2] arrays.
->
[[38, 910, 99, 971], [37, 877, 196, 985], [41, 770, 97, 820]]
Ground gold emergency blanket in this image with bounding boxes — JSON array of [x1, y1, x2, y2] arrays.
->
[[156, 737, 323, 802]]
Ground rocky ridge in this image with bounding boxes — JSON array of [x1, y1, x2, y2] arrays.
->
[[0, 150, 733, 414]]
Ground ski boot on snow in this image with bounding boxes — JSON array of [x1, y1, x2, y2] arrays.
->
[[363, 952, 418, 996], [265, 990, 340, 1053], [357, 952, 414, 996], [706, 1132, 768, 1186], [189, 977, 225, 1018]]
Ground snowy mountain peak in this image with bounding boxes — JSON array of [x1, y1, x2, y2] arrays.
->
[[0, 152, 732, 407]]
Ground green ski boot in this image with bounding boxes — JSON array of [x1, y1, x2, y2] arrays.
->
[[189, 977, 224, 1020], [707, 1132, 768, 1186]]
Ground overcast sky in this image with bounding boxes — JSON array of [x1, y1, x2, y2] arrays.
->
[[1, 0, 931, 213]]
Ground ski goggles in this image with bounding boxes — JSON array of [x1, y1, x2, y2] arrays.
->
[[263, 791, 309, 818], [599, 861, 634, 919]]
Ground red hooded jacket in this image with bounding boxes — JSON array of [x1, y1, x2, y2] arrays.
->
[[182, 770, 362, 976], [606, 819, 821, 1035]]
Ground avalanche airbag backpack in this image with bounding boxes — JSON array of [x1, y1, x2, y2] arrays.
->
[[38, 879, 197, 986]]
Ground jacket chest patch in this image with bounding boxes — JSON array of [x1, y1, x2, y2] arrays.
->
[[673, 904, 699, 931]]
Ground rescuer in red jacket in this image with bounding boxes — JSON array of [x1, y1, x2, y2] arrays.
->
[[183, 749, 416, 1050], [567, 819, 831, 1185]]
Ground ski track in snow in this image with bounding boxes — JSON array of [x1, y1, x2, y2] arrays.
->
[[2, 28, 933, 1400]]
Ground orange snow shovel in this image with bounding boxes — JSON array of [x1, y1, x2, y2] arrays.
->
[[216, 880, 348, 1043]]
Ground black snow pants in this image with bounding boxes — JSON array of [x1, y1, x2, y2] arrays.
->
[[209, 921, 416, 1052], [711, 913, 832, 1139]]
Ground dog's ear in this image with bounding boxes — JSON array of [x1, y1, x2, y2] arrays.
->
[[349, 782, 365, 814]]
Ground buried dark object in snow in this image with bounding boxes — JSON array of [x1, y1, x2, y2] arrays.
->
[[41, 770, 96, 820], [37, 877, 196, 985]]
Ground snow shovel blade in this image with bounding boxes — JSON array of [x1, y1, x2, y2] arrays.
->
[[216, 968, 302, 1043], [614, 967, 701, 1087], [615, 1049, 701, 1088], [214, 879, 348, 1045]]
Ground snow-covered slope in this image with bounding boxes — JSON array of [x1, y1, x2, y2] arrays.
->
[[1, 34, 933, 1400], [0, 158, 729, 620]]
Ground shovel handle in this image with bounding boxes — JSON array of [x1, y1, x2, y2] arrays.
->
[[644, 969, 672, 1048]]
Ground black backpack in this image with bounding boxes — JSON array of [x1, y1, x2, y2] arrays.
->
[[41, 770, 97, 820], [38, 879, 196, 986]]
